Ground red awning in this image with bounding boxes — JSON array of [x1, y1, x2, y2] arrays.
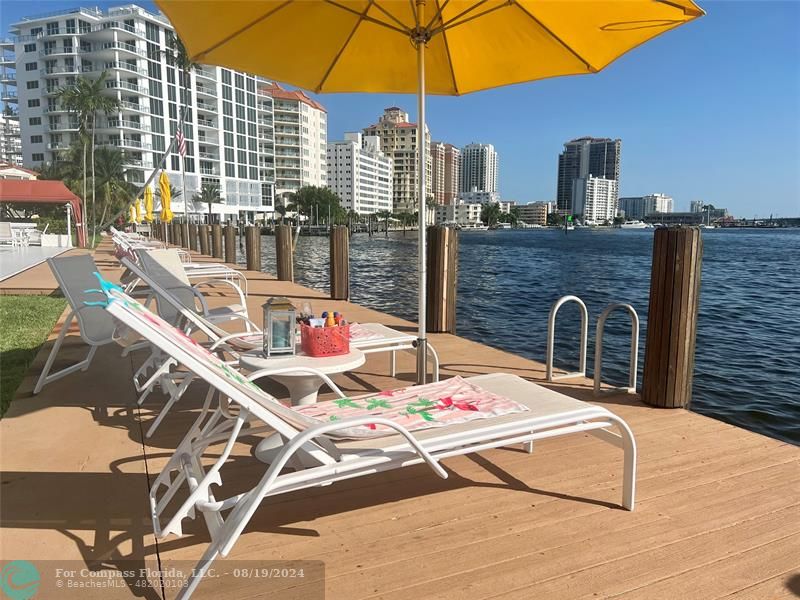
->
[[0, 180, 85, 247]]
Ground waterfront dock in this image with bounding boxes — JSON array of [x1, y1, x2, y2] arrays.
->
[[1, 240, 798, 599]]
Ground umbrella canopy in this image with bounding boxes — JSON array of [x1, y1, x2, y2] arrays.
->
[[158, 171, 173, 224], [129, 203, 137, 224], [144, 186, 154, 223], [135, 198, 142, 223], [158, 0, 703, 383]]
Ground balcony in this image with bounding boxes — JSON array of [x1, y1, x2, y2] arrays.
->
[[199, 163, 220, 176], [39, 47, 76, 57], [49, 122, 79, 131], [102, 138, 151, 150], [195, 84, 215, 97], [198, 151, 218, 160], [85, 22, 146, 39], [194, 68, 216, 80], [47, 141, 70, 150], [123, 158, 153, 168], [41, 65, 79, 76], [94, 41, 145, 57], [104, 61, 147, 76], [1, 90, 18, 102], [119, 100, 146, 113], [196, 100, 217, 113], [43, 105, 68, 114], [197, 117, 216, 129], [106, 118, 150, 132], [196, 133, 219, 145], [106, 80, 147, 94]]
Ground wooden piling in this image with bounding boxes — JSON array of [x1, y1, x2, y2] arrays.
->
[[198, 224, 210, 255], [426, 225, 459, 333], [181, 223, 190, 249], [224, 225, 237, 264], [330, 225, 349, 300], [187, 224, 198, 251], [211, 224, 223, 259], [275, 224, 294, 282], [245, 226, 260, 271], [642, 227, 703, 408]]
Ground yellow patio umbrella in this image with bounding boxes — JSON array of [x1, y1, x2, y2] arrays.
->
[[158, 0, 704, 382], [135, 197, 142, 223], [128, 203, 137, 224], [143, 185, 154, 223], [158, 171, 173, 224]]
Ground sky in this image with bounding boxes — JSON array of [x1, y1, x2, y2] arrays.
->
[[3, 1, 799, 217]]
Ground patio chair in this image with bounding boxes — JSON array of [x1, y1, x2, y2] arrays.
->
[[97, 279, 636, 600], [32, 255, 117, 394]]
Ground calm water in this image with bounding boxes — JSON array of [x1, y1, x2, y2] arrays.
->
[[245, 228, 800, 445]]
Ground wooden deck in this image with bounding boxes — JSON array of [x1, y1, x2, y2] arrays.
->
[[1, 240, 798, 599]]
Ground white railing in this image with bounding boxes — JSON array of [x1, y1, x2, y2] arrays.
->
[[546, 295, 588, 382], [593, 304, 639, 396]]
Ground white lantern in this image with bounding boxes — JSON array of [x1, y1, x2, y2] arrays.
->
[[262, 297, 296, 357]]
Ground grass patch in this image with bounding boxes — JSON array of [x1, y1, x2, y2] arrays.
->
[[0, 295, 67, 417]]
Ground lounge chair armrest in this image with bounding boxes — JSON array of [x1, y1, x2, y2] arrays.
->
[[193, 279, 247, 307], [246, 367, 346, 399], [276, 416, 449, 479], [208, 330, 262, 351]]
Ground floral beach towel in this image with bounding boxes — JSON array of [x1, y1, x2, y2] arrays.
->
[[295, 376, 529, 438]]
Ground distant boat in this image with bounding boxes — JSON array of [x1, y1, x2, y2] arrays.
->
[[462, 223, 489, 231], [699, 224, 716, 230], [619, 220, 651, 229]]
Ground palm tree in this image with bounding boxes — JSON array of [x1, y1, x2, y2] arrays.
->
[[57, 71, 120, 243], [93, 147, 134, 229], [193, 183, 223, 224], [481, 202, 503, 227]]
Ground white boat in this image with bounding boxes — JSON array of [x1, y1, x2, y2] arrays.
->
[[619, 220, 651, 229], [462, 223, 489, 231]]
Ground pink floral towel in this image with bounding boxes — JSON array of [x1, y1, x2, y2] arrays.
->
[[295, 376, 529, 436]]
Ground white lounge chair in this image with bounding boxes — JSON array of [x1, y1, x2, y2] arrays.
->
[[96, 278, 637, 600], [33, 255, 118, 394]]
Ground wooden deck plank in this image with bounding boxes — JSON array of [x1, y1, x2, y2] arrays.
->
[[1, 239, 797, 600], [719, 568, 800, 599]]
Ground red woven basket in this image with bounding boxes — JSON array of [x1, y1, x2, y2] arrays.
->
[[300, 324, 351, 357]]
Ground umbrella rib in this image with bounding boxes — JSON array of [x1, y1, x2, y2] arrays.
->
[[372, 1, 414, 33], [433, 2, 509, 36], [317, 1, 375, 93], [326, 1, 412, 35], [512, 1, 597, 72], [192, 0, 292, 60], [435, 0, 460, 95], [436, 0, 489, 32], [426, 0, 450, 30]]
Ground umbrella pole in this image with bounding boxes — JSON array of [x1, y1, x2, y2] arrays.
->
[[416, 28, 428, 385]]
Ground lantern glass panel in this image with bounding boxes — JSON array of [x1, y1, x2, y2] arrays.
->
[[262, 298, 296, 356]]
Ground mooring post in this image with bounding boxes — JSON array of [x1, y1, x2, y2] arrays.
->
[[180, 222, 190, 249], [275, 224, 294, 282], [426, 225, 459, 333], [198, 224, 210, 255], [224, 224, 236, 264], [642, 227, 703, 408], [330, 225, 349, 300], [211, 224, 223, 259], [187, 223, 198, 251], [245, 226, 261, 271]]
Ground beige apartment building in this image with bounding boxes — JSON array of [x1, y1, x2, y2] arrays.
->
[[364, 106, 430, 213], [431, 141, 460, 205]]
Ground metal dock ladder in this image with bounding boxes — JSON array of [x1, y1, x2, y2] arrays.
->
[[545, 295, 639, 396]]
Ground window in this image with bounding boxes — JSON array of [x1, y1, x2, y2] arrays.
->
[[27, 99, 40, 107], [222, 69, 231, 85], [46, 22, 59, 35], [26, 81, 39, 89], [31, 27, 42, 36], [32, 153, 45, 162], [25, 62, 38, 71], [225, 163, 235, 177], [66, 19, 76, 34], [29, 117, 41, 125], [30, 135, 43, 144], [24, 43, 36, 53]]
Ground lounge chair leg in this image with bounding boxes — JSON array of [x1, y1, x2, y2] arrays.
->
[[523, 440, 534, 454], [81, 346, 97, 371], [612, 416, 637, 511], [175, 544, 221, 600], [33, 315, 72, 395], [390, 350, 396, 377]]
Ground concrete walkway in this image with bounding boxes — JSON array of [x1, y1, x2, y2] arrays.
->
[[0, 240, 797, 599]]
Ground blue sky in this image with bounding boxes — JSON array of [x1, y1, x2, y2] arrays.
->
[[4, 1, 799, 216]]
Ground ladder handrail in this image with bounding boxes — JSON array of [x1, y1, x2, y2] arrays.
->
[[594, 303, 639, 396], [546, 295, 588, 382]]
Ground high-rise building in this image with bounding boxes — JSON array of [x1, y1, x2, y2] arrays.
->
[[690, 199, 704, 213], [364, 107, 431, 213], [556, 137, 621, 215], [572, 176, 618, 223], [260, 82, 326, 205], [458, 188, 500, 204], [10, 5, 275, 220], [619, 193, 673, 220], [0, 113, 22, 166], [459, 142, 497, 194], [430, 141, 460, 205], [327, 132, 393, 215]]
